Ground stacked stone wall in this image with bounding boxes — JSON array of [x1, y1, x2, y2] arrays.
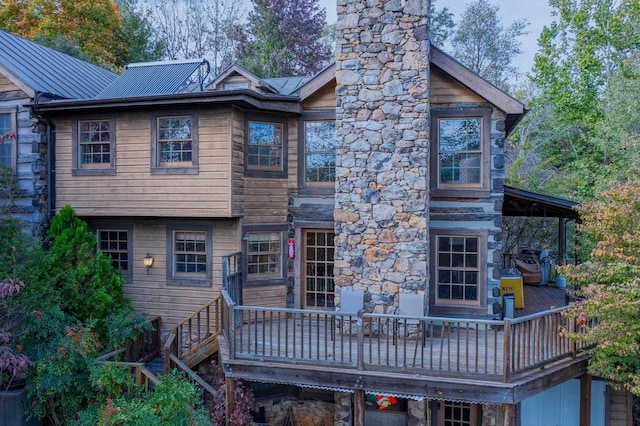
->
[[334, 0, 431, 313]]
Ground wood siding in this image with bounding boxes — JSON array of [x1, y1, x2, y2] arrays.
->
[[55, 108, 235, 217], [609, 388, 633, 426], [302, 83, 336, 110], [430, 66, 486, 106], [125, 219, 240, 331], [243, 177, 289, 224], [231, 108, 244, 216], [242, 284, 287, 308]]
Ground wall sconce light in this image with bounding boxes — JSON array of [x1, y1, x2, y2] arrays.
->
[[143, 253, 154, 274], [243, 233, 250, 241]]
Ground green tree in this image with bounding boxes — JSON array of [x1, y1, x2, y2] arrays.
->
[[235, 0, 332, 77], [562, 180, 640, 395], [450, 0, 528, 91], [429, 0, 455, 47]]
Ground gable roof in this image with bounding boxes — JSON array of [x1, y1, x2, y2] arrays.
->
[[207, 63, 310, 96], [430, 45, 528, 133], [0, 30, 118, 99], [207, 64, 262, 91], [97, 59, 210, 99]]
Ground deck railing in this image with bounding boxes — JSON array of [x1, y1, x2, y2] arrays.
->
[[96, 348, 159, 391], [126, 315, 162, 363], [164, 295, 223, 370], [220, 291, 591, 383]]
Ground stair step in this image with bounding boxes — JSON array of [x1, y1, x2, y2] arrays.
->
[[145, 356, 165, 376]]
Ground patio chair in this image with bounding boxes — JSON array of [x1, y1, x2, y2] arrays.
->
[[393, 293, 426, 347], [332, 289, 364, 338]]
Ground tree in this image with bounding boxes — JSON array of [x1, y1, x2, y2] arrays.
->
[[450, 0, 528, 91], [0, 0, 160, 69], [145, 0, 244, 76], [429, 0, 455, 47], [235, 0, 332, 78], [562, 180, 640, 395]]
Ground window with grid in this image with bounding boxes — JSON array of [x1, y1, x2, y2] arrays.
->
[[173, 231, 207, 276], [438, 401, 478, 426], [436, 236, 480, 305], [438, 118, 482, 187], [158, 116, 192, 164], [247, 121, 283, 170], [98, 230, 129, 273], [304, 230, 335, 309], [0, 113, 12, 169], [78, 119, 112, 166], [247, 232, 282, 278], [304, 121, 335, 185]]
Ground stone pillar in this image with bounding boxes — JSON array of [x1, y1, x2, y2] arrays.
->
[[334, 0, 430, 312], [407, 399, 428, 426], [334, 392, 353, 426]]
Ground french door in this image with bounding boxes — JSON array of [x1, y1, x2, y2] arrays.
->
[[302, 229, 335, 309]]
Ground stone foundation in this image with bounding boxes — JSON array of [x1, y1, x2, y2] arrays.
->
[[260, 398, 335, 426]]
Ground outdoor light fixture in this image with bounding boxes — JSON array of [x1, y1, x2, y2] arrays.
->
[[143, 253, 154, 274]]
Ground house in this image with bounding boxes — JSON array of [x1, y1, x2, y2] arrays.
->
[[0, 30, 117, 235], [32, 19, 632, 426]]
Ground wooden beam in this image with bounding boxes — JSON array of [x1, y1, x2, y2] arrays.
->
[[558, 218, 567, 266], [580, 374, 591, 426], [226, 376, 236, 425], [354, 390, 365, 426], [501, 404, 515, 426]]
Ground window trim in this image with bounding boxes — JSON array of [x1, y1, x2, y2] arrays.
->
[[298, 111, 336, 195], [166, 223, 212, 287], [429, 228, 487, 316], [151, 112, 199, 175], [0, 107, 17, 175], [72, 115, 117, 176], [244, 114, 287, 178], [242, 224, 286, 286], [430, 108, 491, 198], [95, 224, 133, 283]]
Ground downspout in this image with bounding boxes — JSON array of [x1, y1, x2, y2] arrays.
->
[[31, 92, 57, 224]]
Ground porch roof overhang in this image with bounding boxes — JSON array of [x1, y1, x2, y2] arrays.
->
[[503, 185, 581, 222]]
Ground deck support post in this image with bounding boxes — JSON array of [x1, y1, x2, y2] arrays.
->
[[225, 376, 236, 425], [580, 374, 591, 426], [500, 403, 515, 426], [353, 389, 365, 426]]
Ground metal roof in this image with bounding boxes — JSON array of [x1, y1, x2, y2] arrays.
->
[[97, 59, 209, 99], [261, 76, 311, 95], [0, 30, 118, 99], [503, 185, 581, 221]]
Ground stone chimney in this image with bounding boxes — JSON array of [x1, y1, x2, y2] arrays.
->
[[334, 0, 430, 313]]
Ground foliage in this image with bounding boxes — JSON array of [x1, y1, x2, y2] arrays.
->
[[235, 0, 332, 77], [210, 361, 255, 426], [45, 205, 129, 336], [113, 0, 164, 65], [450, 0, 528, 91], [429, 0, 455, 47], [144, 0, 243, 76], [0, 278, 32, 388], [85, 370, 212, 426], [0, 0, 160, 69], [562, 181, 640, 394]]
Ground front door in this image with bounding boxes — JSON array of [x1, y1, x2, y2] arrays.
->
[[302, 229, 335, 309]]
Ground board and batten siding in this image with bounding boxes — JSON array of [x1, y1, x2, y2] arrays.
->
[[55, 108, 235, 217], [125, 219, 240, 331]]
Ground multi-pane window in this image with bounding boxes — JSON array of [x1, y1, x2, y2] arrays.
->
[[436, 236, 479, 304], [247, 232, 282, 277], [98, 230, 129, 272], [173, 231, 207, 276], [438, 401, 477, 426], [158, 116, 192, 164], [79, 120, 111, 166], [304, 230, 335, 309], [0, 113, 12, 169], [304, 121, 335, 185], [247, 121, 283, 170], [438, 118, 482, 186]]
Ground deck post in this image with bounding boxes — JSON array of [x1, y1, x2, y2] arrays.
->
[[501, 403, 515, 426], [580, 374, 591, 426], [502, 318, 511, 383], [225, 376, 236, 426], [354, 389, 365, 426], [228, 301, 236, 360], [357, 311, 364, 371], [568, 317, 576, 358]]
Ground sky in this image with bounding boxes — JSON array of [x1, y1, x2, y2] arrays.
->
[[319, 0, 554, 75]]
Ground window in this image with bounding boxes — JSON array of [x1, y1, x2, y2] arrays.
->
[[303, 230, 335, 309], [247, 232, 282, 278], [166, 224, 211, 287], [98, 229, 130, 274], [304, 120, 335, 185], [245, 115, 286, 177], [437, 401, 478, 426], [72, 116, 116, 176], [430, 108, 490, 197], [436, 235, 480, 305], [0, 108, 17, 173], [151, 113, 199, 175]]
